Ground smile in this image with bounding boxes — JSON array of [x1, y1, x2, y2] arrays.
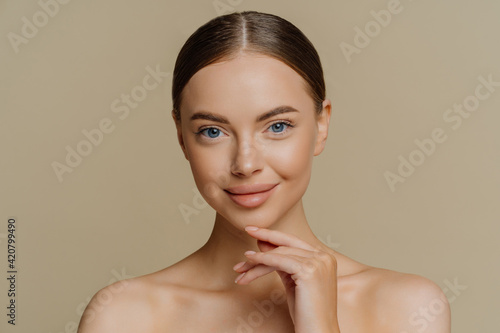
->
[[224, 183, 278, 208]]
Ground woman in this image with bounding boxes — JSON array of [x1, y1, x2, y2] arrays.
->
[[78, 11, 450, 333]]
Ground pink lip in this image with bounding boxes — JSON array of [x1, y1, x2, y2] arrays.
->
[[225, 183, 278, 194], [224, 183, 278, 208]]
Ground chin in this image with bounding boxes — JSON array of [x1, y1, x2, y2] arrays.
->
[[217, 203, 291, 231]]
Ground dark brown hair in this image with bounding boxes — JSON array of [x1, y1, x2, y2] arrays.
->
[[171, 11, 325, 121]]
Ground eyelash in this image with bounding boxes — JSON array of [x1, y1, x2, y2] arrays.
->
[[195, 120, 295, 140]]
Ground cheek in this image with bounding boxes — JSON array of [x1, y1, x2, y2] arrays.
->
[[186, 145, 230, 199], [266, 130, 316, 181]]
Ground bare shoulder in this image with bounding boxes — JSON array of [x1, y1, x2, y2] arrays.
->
[[77, 272, 173, 333], [361, 267, 451, 332]]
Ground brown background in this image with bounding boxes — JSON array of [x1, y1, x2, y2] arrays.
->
[[1, 0, 499, 332]]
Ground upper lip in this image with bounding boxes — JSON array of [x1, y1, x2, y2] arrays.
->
[[224, 183, 278, 195]]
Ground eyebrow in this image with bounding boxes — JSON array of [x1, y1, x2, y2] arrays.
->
[[189, 105, 299, 124]]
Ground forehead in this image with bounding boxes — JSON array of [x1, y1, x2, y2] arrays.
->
[[180, 54, 314, 120]]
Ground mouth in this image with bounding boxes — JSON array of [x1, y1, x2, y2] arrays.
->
[[224, 183, 278, 208]]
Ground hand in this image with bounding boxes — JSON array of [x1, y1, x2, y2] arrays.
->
[[233, 226, 341, 333]]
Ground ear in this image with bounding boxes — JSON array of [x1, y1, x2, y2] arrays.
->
[[313, 99, 332, 156], [172, 110, 189, 161]]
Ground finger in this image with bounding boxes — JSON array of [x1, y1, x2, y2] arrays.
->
[[257, 239, 277, 253], [245, 249, 336, 281], [245, 226, 317, 251], [233, 260, 257, 273], [233, 245, 316, 273], [234, 246, 317, 273], [244, 251, 307, 278], [258, 244, 319, 259], [276, 270, 296, 290], [235, 264, 276, 284]]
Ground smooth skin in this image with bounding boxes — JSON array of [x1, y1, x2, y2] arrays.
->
[[78, 53, 451, 332]]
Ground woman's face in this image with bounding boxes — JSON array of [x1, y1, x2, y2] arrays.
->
[[173, 53, 331, 229]]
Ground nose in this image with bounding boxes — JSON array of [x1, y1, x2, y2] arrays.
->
[[230, 137, 264, 177]]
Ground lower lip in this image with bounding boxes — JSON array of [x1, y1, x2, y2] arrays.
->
[[225, 185, 278, 208]]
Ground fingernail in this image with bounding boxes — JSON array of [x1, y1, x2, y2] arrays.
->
[[235, 272, 245, 283], [233, 262, 245, 270], [245, 226, 259, 231], [244, 250, 256, 256]]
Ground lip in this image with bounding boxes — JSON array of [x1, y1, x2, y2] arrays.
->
[[224, 183, 278, 208], [225, 183, 278, 194]]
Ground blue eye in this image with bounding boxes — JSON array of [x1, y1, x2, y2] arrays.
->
[[196, 121, 294, 140], [269, 122, 291, 133], [200, 127, 222, 138]]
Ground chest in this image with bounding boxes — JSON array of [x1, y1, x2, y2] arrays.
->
[[148, 282, 380, 333], [154, 304, 377, 333], [156, 298, 295, 333]]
